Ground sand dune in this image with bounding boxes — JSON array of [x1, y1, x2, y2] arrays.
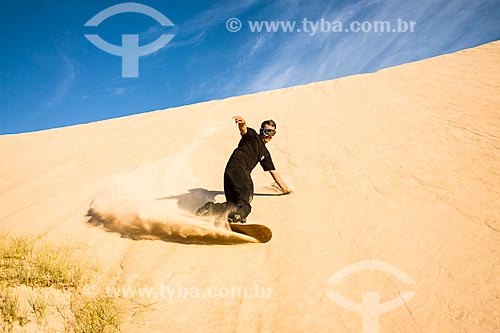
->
[[1, 41, 500, 332]]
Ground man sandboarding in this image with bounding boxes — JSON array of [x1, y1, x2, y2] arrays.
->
[[196, 116, 292, 230]]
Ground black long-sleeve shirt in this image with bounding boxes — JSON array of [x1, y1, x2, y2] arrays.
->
[[226, 128, 275, 172]]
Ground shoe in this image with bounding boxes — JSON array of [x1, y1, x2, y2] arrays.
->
[[227, 212, 247, 224], [196, 202, 215, 217]]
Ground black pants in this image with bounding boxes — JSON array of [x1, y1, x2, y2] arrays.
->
[[202, 167, 254, 219], [223, 167, 254, 219]]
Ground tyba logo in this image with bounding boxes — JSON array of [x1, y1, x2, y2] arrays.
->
[[326, 260, 416, 333], [84, 2, 174, 78]]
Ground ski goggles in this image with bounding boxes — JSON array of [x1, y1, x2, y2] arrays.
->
[[260, 128, 276, 137]]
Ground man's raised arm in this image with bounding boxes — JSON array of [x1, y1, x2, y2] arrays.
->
[[232, 116, 247, 135]]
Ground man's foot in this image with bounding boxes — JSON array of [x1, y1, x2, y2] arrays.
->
[[227, 212, 247, 224], [195, 202, 215, 217]]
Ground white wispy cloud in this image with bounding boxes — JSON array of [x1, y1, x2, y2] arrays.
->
[[178, 0, 262, 36], [140, 0, 263, 55], [232, 0, 499, 94], [46, 51, 75, 107], [109, 87, 127, 96], [238, 33, 272, 65]]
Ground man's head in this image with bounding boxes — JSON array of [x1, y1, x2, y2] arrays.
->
[[259, 119, 276, 143]]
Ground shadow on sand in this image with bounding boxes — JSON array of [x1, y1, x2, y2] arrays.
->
[[156, 187, 284, 213]]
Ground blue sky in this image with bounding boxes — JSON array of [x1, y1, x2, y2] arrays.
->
[[1, 0, 500, 134]]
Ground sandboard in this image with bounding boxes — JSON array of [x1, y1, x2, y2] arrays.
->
[[184, 213, 272, 243], [229, 223, 272, 243]]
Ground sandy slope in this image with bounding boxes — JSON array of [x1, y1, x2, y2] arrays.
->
[[1, 41, 500, 332]]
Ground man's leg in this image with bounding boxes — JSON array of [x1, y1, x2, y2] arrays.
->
[[196, 167, 253, 222], [223, 168, 239, 213], [195, 169, 238, 218], [224, 167, 253, 222], [195, 201, 228, 217]]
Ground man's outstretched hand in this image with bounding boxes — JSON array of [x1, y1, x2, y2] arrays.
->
[[233, 116, 245, 124], [232, 116, 247, 135], [269, 170, 293, 195]]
